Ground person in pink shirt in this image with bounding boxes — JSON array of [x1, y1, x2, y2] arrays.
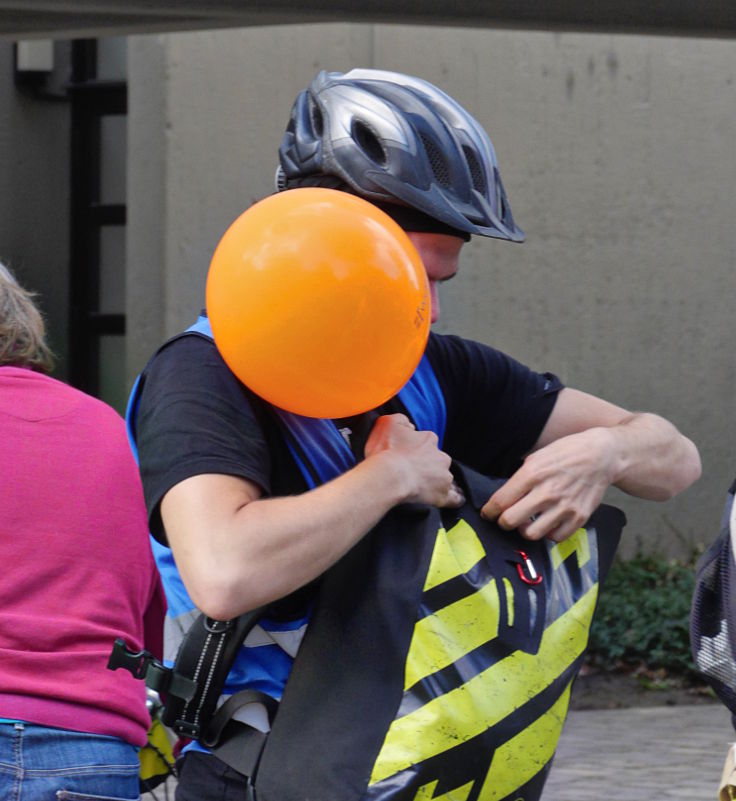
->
[[0, 261, 166, 800]]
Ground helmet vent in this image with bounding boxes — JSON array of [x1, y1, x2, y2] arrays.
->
[[420, 133, 451, 188], [309, 99, 324, 137], [463, 146, 487, 195], [352, 121, 386, 165], [275, 166, 288, 192]]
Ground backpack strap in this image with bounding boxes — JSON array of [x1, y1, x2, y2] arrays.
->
[[110, 611, 272, 722], [157, 612, 268, 742]]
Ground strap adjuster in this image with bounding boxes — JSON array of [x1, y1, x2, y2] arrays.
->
[[174, 719, 201, 739]]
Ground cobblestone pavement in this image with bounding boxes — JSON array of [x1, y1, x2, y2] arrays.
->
[[149, 704, 734, 801], [543, 703, 734, 801]]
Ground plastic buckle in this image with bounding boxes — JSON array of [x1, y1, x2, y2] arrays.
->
[[108, 638, 158, 679], [108, 638, 197, 701]]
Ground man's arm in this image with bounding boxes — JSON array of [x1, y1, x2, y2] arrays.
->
[[481, 387, 701, 542], [160, 414, 464, 620]]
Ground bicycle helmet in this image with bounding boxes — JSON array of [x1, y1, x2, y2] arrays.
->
[[276, 68, 524, 242]]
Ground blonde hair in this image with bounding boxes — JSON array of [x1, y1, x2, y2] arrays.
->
[[0, 262, 55, 372]]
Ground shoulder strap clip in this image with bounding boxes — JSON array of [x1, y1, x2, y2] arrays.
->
[[107, 638, 197, 702]]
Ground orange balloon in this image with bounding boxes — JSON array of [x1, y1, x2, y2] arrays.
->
[[206, 188, 430, 418]]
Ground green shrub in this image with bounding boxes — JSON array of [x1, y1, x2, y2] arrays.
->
[[587, 554, 699, 678]]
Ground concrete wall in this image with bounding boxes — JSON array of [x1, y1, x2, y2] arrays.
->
[[127, 24, 736, 559], [0, 41, 72, 377]]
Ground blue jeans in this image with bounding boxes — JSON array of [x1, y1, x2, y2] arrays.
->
[[0, 722, 140, 801]]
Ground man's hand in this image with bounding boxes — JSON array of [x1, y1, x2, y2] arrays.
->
[[161, 413, 464, 618], [480, 427, 615, 542], [365, 414, 465, 508], [480, 388, 701, 544]]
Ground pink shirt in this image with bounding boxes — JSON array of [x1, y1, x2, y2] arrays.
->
[[0, 367, 165, 746]]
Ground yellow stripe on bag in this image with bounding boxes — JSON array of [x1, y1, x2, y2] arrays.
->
[[369, 585, 598, 786], [502, 577, 514, 628], [423, 520, 486, 591], [550, 528, 590, 570], [476, 683, 572, 800], [404, 579, 501, 690], [413, 778, 475, 800]]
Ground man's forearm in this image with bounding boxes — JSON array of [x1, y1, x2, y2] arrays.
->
[[607, 412, 701, 500], [163, 454, 413, 619], [482, 392, 701, 543], [161, 414, 463, 619]]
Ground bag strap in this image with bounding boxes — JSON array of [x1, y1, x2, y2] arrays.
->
[[158, 612, 267, 741], [108, 609, 269, 742]]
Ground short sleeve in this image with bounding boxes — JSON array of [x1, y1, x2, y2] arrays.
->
[[135, 335, 273, 542], [425, 333, 563, 477]]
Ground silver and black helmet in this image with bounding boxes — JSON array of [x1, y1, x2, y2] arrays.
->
[[276, 68, 524, 242]]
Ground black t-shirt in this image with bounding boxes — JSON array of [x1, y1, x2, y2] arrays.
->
[[136, 331, 563, 543]]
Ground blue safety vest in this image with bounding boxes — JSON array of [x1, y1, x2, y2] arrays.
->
[[125, 315, 447, 728]]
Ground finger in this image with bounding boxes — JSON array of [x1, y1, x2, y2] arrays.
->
[[480, 498, 499, 520], [517, 508, 564, 540], [496, 494, 543, 531], [521, 507, 580, 542], [481, 471, 535, 521], [450, 481, 465, 506], [546, 527, 573, 543], [546, 518, 587, 543], [438, 481, 466, 509]]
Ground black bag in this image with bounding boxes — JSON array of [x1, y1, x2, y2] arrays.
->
[[252, 463, 625, 801], [111, 462, 624, 801]]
